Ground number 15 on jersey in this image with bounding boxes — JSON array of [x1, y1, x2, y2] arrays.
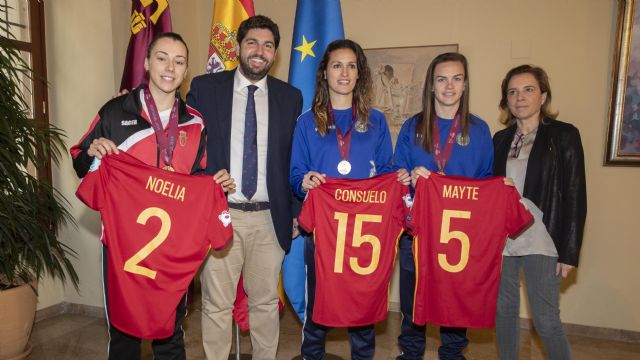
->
[[332, 212, 382, 276]]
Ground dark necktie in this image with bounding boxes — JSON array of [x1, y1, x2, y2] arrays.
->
[[242, 85, 258, 200]]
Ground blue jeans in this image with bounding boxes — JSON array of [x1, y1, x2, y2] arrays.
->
[[302, 235, 375, 360], [397, 235, 468, 360], [496, 255, 571, 360]]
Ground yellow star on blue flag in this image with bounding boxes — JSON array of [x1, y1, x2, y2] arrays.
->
[[294, 35, 317, 62]]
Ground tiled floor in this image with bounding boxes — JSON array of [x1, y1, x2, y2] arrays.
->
[[29, 296, 640, 359]]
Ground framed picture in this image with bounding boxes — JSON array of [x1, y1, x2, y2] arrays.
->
[[364, 44, 458, 146], [606, 0, 640, 165]]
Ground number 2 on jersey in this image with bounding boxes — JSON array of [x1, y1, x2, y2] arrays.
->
[[123, 207, 171, 279], [333, 212, 382, 275], [438, 209, 471, 273]]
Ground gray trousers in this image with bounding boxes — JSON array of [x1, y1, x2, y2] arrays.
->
[[496, 255, 571, 360]]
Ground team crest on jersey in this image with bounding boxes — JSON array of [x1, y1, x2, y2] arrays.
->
[[402, 193, 414, 208], [218, 210, 231, 227], [89, 157, 102, 172], [179, 131, 187, 146]]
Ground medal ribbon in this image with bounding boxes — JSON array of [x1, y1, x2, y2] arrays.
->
[[143, 86, 179, 168], [329, 102, 357, 162], [432, 113, 461, 174]]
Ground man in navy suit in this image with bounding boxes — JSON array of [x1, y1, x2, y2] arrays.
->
[[187, 15, 302, 360]]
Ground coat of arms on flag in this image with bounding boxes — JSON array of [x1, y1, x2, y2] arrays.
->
[[206, 0, 255, 74]]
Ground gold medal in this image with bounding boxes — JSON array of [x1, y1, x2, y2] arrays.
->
[[163, 165, 175, 172]]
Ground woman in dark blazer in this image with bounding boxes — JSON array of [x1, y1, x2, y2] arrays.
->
[[492, 64, 586, 360]]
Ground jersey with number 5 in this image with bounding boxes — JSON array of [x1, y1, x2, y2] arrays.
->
[[298, 173, 410, 327], [409, 174, 532, 328], [76, 152, 232, 338]]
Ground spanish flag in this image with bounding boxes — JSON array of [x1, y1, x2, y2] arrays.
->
[[206, 0, 255, 73], [120, 0, 172, 91]]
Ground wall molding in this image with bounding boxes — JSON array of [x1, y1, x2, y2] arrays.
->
[[37, 301, 639, 344], [389, 301, 639, 344], [36, 302, 105, 322], [520, 318, 640, 344]]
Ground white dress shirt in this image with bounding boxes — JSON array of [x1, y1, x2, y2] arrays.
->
[[228, 70, 270, 203]]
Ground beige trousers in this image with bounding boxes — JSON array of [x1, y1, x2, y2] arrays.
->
[[200, 208, 284, 360]]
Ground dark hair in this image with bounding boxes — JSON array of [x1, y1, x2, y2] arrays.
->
[[237, 15, 280, 49], [146, 32, 189, 60], [312, 39, 373, 136], [414, 52, 470, 153], [499, 64, 557, 125]]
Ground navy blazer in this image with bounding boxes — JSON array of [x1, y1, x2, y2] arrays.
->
[[187, 70, 303, 252]]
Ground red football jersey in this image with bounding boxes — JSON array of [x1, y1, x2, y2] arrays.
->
[[76, 152, 232, 338], [298, 173, 410, 327], [408, 174, 532, 328]]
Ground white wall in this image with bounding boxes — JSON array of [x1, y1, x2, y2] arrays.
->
[[259, 0, 640, 333], [43, 0, 640, 333], [42, 0, 118, 310]]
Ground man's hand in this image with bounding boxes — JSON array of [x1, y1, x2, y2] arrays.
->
[[115, 89, 130, 98], [214, 169, 236, 193]]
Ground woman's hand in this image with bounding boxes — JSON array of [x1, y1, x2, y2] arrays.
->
[[302, 171, 326, 192], [556, 263, 575, 278], [87, 137, 119, 159], [503, 177, 515, 187], [397, 168, 411, 186], [214, 169, 236, 193], [410, 166, 431, 187]]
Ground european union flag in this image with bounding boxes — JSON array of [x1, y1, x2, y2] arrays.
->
[[288, 0, 344, 112], [284, 0, 344, 323]]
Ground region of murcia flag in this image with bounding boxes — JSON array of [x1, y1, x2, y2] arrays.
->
[[120, 0, 172, 91]]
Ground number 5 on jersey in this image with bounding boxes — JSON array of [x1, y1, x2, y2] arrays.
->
[[333, 212, 382, 275], [438, 209, 471, 273]]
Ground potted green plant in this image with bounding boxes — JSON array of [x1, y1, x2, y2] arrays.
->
[[0, 7, 79, 360]]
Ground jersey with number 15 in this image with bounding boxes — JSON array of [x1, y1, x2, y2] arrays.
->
[[298, 173, 410, 327], [409, 174, 532, 328], [76, 152, 232, 339]]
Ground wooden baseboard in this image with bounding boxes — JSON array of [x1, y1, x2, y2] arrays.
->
[[36, 301, 640, 344], [520, 318, 640, 344], [34, 302, 65, 322], [36, 302, 105, 322], [390, 301, 639, 344]]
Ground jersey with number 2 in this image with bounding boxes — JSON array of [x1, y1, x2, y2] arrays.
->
[[76, 152, 232, 338], [409, 174, 532, 328], [298, 173, 410, 327]]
